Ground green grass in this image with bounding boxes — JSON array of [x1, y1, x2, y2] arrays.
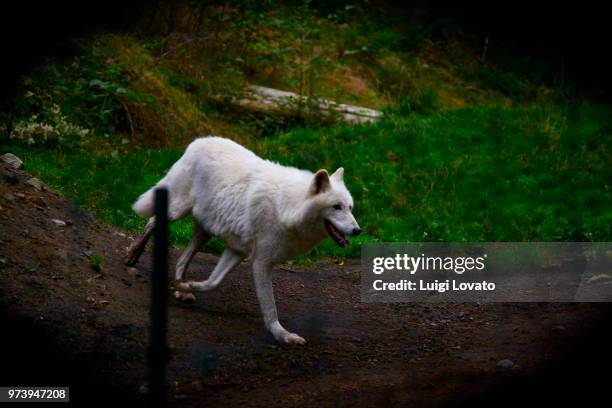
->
[[4, 101, 610, 259], [3, 4, 610, 260]]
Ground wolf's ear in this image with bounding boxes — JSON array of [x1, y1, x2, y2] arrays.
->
[[331, 167, 344, 181], [310, 169, 331, 195]]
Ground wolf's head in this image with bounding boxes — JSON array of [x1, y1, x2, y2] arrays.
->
[[308, 167, 361, 247]]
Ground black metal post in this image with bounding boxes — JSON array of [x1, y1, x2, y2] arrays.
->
[[150, 187, 168, 407]]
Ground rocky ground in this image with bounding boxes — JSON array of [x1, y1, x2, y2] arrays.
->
[[1, 157, 611, 407]]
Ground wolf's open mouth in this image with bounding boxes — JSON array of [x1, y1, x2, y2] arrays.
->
[[324, 219, 348, 247]]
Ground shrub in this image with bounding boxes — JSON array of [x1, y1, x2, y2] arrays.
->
[[10, 104, 91, 146]]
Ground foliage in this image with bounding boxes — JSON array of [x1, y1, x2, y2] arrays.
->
[[2, 1, 609, 261], [10, 104, 91, 146], [4, 102, 610, 260], [89, 254, 104, 272]]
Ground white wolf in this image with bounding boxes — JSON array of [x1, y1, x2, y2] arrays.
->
[[124, 136, 360, 344]]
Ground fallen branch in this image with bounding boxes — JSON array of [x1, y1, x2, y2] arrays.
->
[[212, 85, 382, 124]]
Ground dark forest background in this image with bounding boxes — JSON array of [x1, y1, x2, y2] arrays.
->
[[2, 0, 611, 100], [1, 0, 610, 257]]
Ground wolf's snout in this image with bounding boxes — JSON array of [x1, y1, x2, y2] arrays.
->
[[351, 227, 362, 236]]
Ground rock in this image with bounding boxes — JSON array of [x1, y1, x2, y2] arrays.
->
[[192, 380, 203, 392], [14, 193, 26, 199], [174, 291, 196, 302], [496, 359, 516, 374], [1, 153, 23, 169], [114, 231, 127, 238], [30, 196, 47, 208], [588, 274, 610, 283], [26, 177, 44, 191], [52, 219, 67, 227], [127, 267, 142, 278], [552, 325, 566, 333]]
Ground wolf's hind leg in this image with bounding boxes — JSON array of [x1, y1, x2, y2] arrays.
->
[[175, 222, 210, 281], [178, 248, 243, 292], [124, 201, 191, 267], [124, 217, 155, 266]]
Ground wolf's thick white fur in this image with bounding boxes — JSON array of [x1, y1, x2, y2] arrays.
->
[[126, 136, 360, 344]]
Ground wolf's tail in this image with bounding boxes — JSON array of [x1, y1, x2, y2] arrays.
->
[[132, 137, 203, 218], [132, 188, 156, 218], [132, 161, 183, 218]]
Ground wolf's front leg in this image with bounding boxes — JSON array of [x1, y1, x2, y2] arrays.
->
[[252, 260, 306, 345]]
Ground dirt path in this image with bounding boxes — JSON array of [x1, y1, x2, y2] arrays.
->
[[1, 161, 610, 407]]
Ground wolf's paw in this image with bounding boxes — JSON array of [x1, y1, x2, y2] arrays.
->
[[279, 332, 307, 345], [174, 290, 196, 302], [177, 281, 194, 291], [123, 251, 138, 267]]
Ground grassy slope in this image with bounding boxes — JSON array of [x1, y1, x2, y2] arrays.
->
[[2, 5, 611, 259], [7, 102, 611, 259]]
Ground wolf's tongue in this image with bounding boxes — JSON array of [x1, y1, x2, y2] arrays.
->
[[325, 220, 348, 247]]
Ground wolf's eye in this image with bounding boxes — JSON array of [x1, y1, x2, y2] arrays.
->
[[333, 204, 342, 210]]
